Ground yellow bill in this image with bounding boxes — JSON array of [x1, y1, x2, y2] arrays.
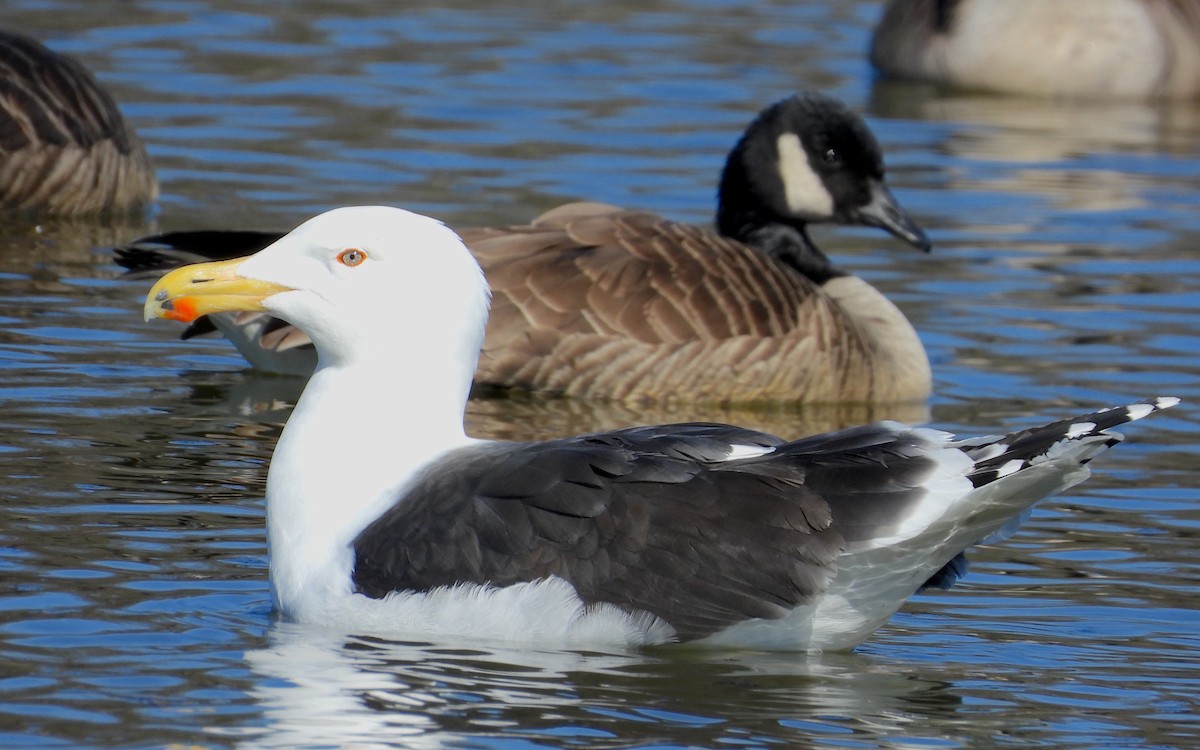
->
[[144, 256, 292, 323]]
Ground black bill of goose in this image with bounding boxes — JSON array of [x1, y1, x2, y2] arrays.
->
[[0, 29, 157, 215], [143, 205, 1177, 651], [120, 92, 932, 405], [870, 0, 1200, 99]]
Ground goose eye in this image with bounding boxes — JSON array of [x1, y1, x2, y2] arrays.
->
[[337, 248, 367, 267], [823, 148, 840, 164]]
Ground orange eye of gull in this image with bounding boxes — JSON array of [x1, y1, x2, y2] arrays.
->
[[337, 248, 367, 267]]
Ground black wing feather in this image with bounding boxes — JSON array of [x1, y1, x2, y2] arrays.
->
[[352, 423, 944, 642], [114, 230, 282, 277], [964, 400, 1170, 486]]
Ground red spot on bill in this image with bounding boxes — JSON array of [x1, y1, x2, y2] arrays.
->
[[163, 297, 199, 323]]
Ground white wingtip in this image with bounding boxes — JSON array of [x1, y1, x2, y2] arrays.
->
[[1125, 397, 1180, 422]]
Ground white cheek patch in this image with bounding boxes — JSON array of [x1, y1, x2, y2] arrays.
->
[[776, 133, 835, 219]]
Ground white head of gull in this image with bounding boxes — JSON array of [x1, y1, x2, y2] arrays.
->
[[145, 206, 1177, 651]]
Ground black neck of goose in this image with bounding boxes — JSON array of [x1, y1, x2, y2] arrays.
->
[[716, 204, 844, 286]]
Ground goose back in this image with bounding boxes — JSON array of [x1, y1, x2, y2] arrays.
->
[[467, 202, 930, 404], [0, 30, 156, 215]]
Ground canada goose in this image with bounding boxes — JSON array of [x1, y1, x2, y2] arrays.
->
[[0, 29, 157, 215], [142, 205, 1177, 649], [123, 93, 931, 405], [870, 0, 1200, 99]]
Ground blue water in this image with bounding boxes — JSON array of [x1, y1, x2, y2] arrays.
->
[[1, 1, 1198, 747]]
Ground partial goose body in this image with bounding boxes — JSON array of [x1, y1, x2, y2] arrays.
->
[[0, 29, 157, 215], [143, 206, 1176, 651], [870, 0, 1200, 99], [121, 93, 932, 405], [465, 201, 928, 404]]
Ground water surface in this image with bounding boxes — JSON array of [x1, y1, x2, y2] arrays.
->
[[1, 1, 1198, 747]]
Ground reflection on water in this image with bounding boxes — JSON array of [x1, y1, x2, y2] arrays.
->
[[236, 622, 961, 749], [871, 81, 1200, 160], [124, 370, 932, 445], [466, 391, 931, 442], [1, 0, 1199, 748], [868, 80, 1200, 244]]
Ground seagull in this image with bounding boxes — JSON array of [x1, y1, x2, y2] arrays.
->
[[144, 206, 1176, 651], [124, 92, 930, 404]]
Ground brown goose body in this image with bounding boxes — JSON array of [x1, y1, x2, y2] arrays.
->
[[467, 202, 928, 404], [0, 30, 157, 215]]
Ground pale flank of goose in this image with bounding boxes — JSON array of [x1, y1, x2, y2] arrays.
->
[[0, 29, 157, 215], [143, 205, 1177, 651], [870, 0, 1200, 99], [121, 93, 932, 405]]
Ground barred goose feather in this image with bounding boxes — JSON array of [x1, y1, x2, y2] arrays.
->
[[0, 29, 156, 215]]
